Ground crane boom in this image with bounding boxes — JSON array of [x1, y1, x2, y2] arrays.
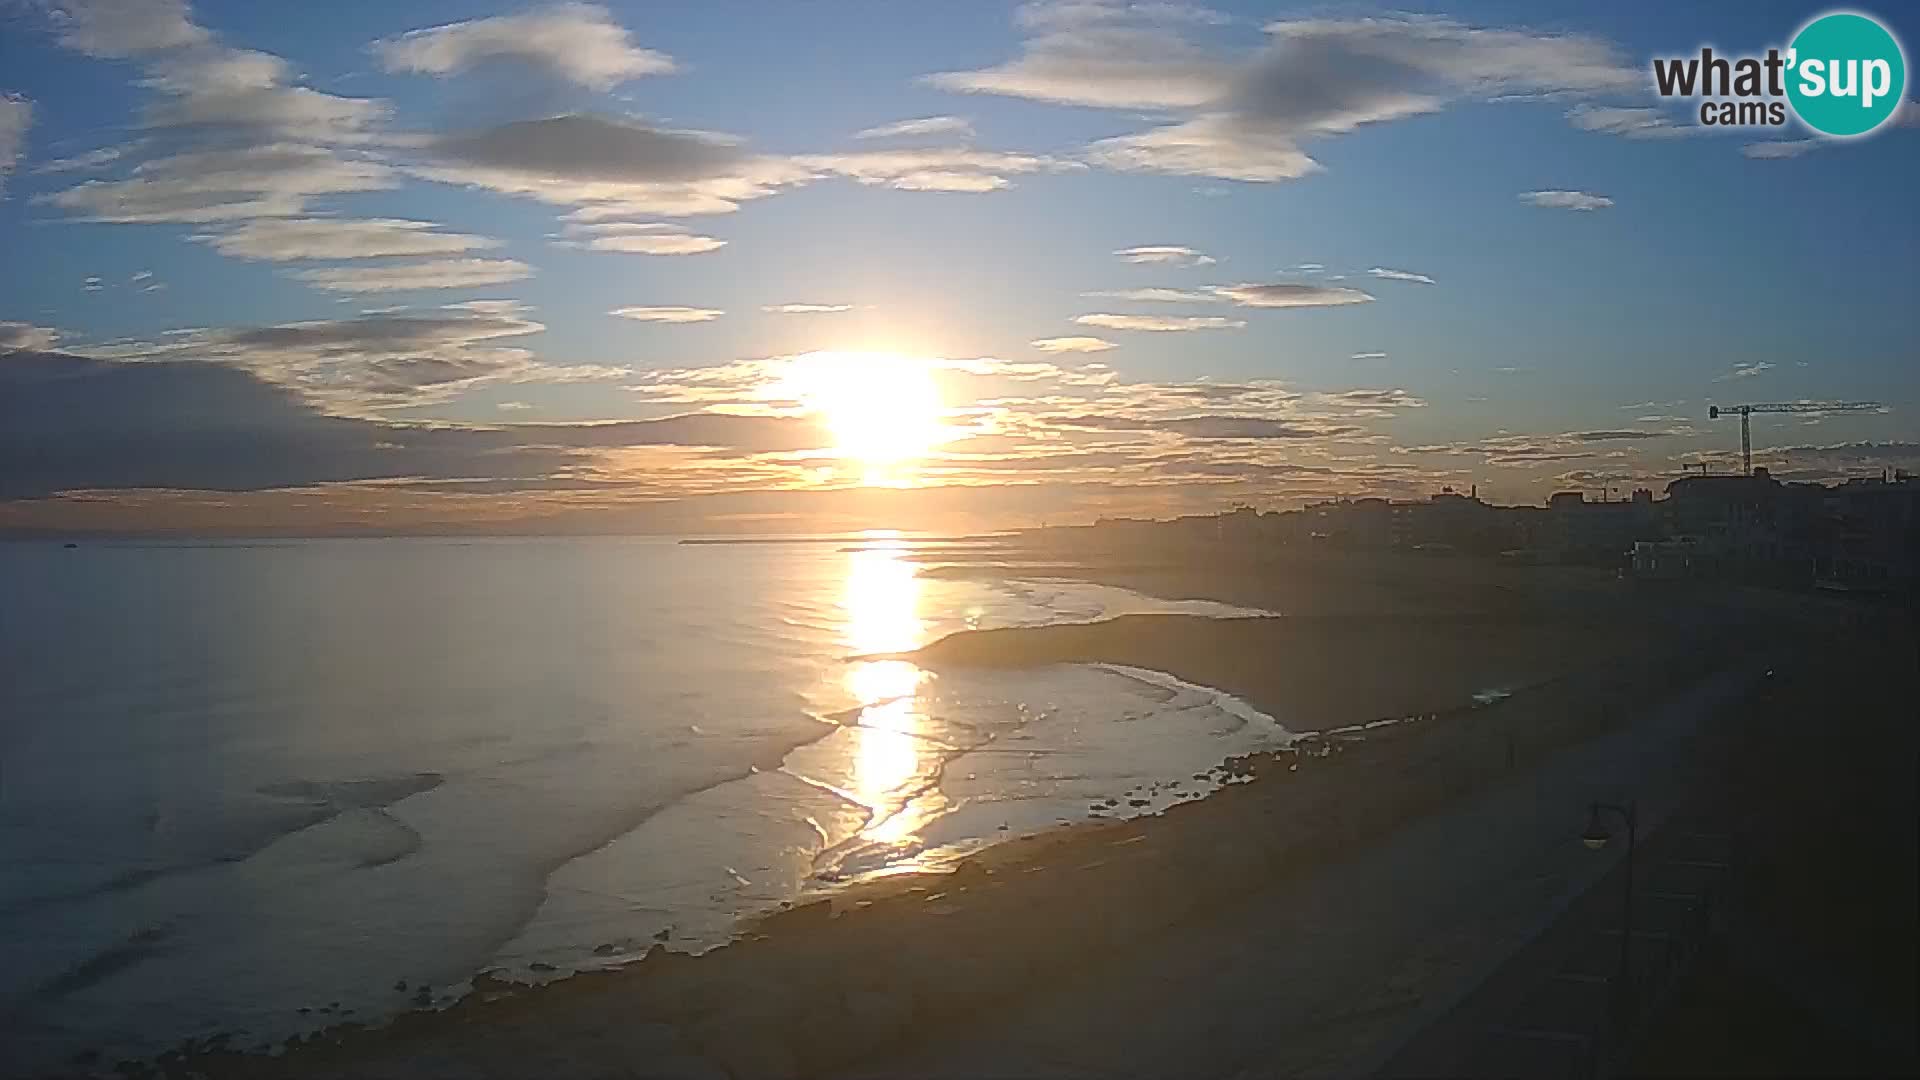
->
[[1708, 401, 1882, 475]]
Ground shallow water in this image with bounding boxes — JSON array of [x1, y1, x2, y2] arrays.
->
[[0, 535, 1288, 1070]]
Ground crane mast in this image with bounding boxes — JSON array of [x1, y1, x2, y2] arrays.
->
[[1708, 402, 1881, 476]]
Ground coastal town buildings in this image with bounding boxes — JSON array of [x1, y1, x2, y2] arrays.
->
[[1081, 471, 1920, 592]]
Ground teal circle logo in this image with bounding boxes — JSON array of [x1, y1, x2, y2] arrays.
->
[[1786, 12, 1906, 137]]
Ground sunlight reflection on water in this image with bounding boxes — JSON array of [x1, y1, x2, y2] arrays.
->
[[840, 533, 941, 845]]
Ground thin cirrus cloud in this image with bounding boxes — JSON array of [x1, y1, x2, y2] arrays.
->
[[1367, 266, 1436, 285], [929, 7, 1642, 182], [72, 302, 625, 413], [560, 221, 726, 255], [290, 258, 533, 293], [1031, 336, 1118, 353], [371, 3, 675, 90], [0, 94, 31, 197], [1085, 287, 1219, 303], [1074, 313, 1245, 332], [1565, 104, 1704, 140], [416, 114, 1068, 217], [763, 303, 852, 314], [611, 306, 723, 323], [1351, 351, 1388, 360], [1212, 283, 1375, 308], [1520, 189, 1614, 211], [194, 218, 499, 261], [1115, 245, 1214, 266], [854, 116, 975, 140]]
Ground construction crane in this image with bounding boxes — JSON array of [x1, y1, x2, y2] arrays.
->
[[1708, 401, 1880, 476]]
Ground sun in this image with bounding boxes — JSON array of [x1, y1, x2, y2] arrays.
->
[[778, 351, 947, 478]]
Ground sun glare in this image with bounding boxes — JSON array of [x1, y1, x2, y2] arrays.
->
[[780, 352, 946, 482]]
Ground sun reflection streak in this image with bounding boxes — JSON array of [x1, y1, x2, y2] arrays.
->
[[840, 533, 933, 841]]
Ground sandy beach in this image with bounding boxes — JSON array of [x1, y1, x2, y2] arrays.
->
[[117, 546, 1836, 1080]]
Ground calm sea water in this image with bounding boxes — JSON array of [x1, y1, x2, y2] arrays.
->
[[0, 536, 1289, 1070]]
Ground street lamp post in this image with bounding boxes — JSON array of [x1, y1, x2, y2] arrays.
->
[[1581, 801, 1639, 1031]]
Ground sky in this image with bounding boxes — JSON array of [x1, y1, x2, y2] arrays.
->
[[1, 0, 1915, 535]]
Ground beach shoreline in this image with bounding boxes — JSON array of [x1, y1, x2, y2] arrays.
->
[[144, 550, 1793, 1080]]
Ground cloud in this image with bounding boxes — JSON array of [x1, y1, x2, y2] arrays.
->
[[33, 144, 129, 174], [1211, 283, 1374, 308], [1074, 313, 1244, 331], [44, 143, 393, 223], [290, 258, 533, 293], [933, 12, 1639, 181], [372, 3, 674, 90], [1741, 139, 1822, 160], [1052, 414, 1357, 439], [0, 348, 825, 499], [798, 146, 1078, 192], [0, 322, 60, 351], [83, 276, 104, 291], [1032, 336, 1118, 353], [0, 95, 31, 197], [1719, 361, 1773, 380], [1566, 104, 1702, 139], [611, 306, 723, 323], [417, 113, 806, 216], [419, 114, 1070, 216], [854, 116, 975, 140], [1115, 245, 1214, 266], [560, 221, 726, 254], [46, 0, 210, 57], [1568, 429, 1672, 442], [195, 217, 499, 260], [1351, 351, 1387, 359], [1367, 266, 1435, 285], [76, 304, 624, 412], [764, 303, 852, 314], [1085, 287, 1219, 302], [1519, 189, 1612, 211]]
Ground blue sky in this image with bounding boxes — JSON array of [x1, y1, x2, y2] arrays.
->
[[1, 0, 1915, 533]]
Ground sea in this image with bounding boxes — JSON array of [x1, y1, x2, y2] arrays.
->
[[0, 535, 1292, 1072]]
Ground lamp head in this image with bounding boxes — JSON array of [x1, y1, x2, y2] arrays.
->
[[1581, 805, 1610, 850]]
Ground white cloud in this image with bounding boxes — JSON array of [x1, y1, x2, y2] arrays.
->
[[1085, 287, 1219, 302], [1367, 266, 1435, 285], [1719, 361, 1773, 381], [44, 144, 393, 223], [1741, 139, 1822, 160], [1566, 104, 1703, 140], [933, 13, 1639, 181], [48, 0, 210, 57], [34, 144, 131, 174], [854, 116, 975, 140], [560, 222, 727, 255], [83, 276, 105, 291], [372, 3, 674, 90], [1115, 244, 1213, 266], [78, 302, 619, 413], [763, 303, 853, 314], [197, 218, 499, 260], [1074, 313, 1244, 331], [800, 146, 1078, 192], [1212, 283, 1375, 308], [1351, 351, 1388, 359], [290, 258, 533, 293], [1519, 189, 1612, 211], [0, 322, 60, 350], [611, 306, 723, 323], [496, 400, 532, 411], [0, 95, 31, 197], [1032, 336, 1119, 353]]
